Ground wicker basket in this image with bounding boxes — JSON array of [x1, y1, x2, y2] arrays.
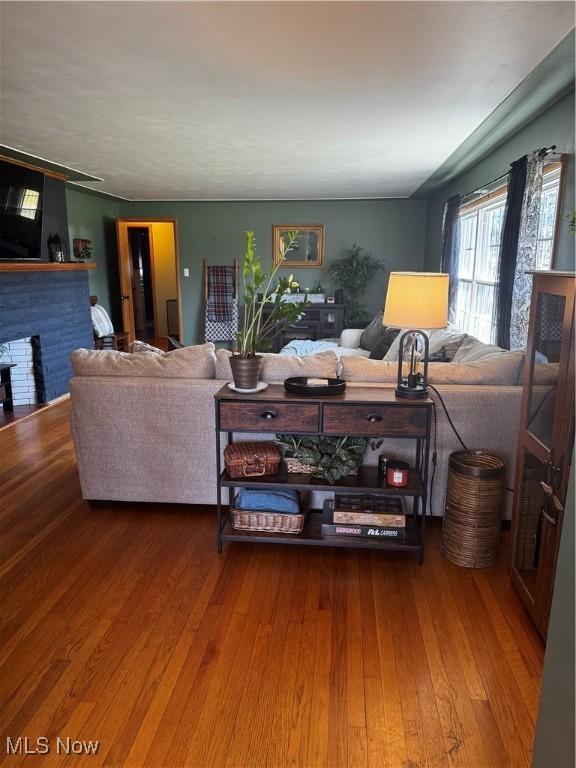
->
[[285, 457, 318, 474], [441, 451, 506, 568], [230, 493, 308, 534]]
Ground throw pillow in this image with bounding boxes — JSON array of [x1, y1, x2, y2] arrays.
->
[[359, 311, 385, 352], [451, 336, 508, 362], [215, 349, 338, 382], [72, 342, 216, 378], [130, 340, 164, 355], [368, 327, 400, 360]]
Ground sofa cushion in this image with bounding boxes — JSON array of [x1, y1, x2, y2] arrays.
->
[[72, 343, 216, 378], [340, 351, 524, 386], [215, 349, 338, 382]]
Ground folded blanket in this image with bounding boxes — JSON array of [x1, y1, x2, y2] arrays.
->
[[235, 488, 300, 514], [280, 339, 338, 357]]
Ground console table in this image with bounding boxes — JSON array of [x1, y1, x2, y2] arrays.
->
[[214, 385, 432, 562], [261, 302, 344, 352]]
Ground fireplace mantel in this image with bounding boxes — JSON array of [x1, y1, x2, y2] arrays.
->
[[0, 262, 96, 272]]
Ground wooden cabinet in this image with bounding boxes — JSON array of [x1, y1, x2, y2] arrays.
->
[[261, 303, 344, 352], [510, 271, 575, 639]]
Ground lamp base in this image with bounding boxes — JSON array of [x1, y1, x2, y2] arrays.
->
[[395, 383, 429, 400]]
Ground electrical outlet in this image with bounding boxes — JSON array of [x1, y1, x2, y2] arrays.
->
[[183, 268, 190, 278]]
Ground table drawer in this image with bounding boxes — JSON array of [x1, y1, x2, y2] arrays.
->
[[323, 404, 428, 437], [219, 401, 320, 432]]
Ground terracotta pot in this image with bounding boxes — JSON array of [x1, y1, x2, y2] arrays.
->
[[229, 355, 263, 390]]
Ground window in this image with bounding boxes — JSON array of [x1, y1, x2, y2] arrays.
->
[[19, 188, 40, 220], [455, 165, 561, 344]]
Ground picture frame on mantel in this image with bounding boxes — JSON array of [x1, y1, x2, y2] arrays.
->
[[273, 225, 324, 268]]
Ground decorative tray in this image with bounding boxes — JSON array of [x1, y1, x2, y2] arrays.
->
[[283, 377, 346, 396]]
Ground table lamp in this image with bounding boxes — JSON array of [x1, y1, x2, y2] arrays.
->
[[383, 272, 449, 399]]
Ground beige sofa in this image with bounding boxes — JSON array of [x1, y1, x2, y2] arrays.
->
[[69, 342, 525, 518]]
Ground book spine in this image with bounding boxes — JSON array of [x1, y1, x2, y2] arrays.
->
[[322, 523, 405, 539]]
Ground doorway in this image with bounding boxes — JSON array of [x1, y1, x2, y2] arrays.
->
[[116, 219, 182, 346]]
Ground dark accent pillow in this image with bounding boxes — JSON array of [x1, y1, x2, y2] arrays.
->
[[359, 311, 385, 352], [167, 336, 186, 350], [369, 328, 400, 360]]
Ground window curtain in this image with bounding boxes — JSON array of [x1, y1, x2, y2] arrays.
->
[[496, 156, 527, 349], [509, 151, 545, 350], [441, 194, 461, 325]]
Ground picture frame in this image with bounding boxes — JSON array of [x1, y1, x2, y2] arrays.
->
[[273, 225, 324, 268], [72, 238, 93, 261]]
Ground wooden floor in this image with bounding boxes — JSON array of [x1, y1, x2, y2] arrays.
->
[[0, 402, 544, 768]]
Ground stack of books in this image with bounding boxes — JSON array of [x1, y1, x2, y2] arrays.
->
[[322, 494, 406, 539]]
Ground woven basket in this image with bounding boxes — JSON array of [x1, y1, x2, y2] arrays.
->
[[441, 451, 505, 568], [285, 457, 318, 474], [230, 493, 308, 534]]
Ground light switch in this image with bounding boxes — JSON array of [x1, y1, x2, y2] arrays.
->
[[183, 268, 190, 278]]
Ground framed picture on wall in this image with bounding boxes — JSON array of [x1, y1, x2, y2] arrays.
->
[[72, 238, 93, 261], [273, 225, 324, 268]]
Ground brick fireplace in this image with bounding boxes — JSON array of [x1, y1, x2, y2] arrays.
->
[[0, 267, 94, 403]]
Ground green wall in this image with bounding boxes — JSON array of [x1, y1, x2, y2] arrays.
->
[[118, 199, 427, 344], [66, 187, 121, 327], [423, 89, 575, 271], [531, 455, 575, 768]]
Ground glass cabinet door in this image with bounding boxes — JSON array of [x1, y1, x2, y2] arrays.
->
[[525, 291, 566, 451]]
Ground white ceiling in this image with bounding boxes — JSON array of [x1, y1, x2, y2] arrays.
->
[[0, 2, 573, 200]]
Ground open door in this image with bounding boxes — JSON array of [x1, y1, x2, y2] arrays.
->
[[116, 218, 182, 345]]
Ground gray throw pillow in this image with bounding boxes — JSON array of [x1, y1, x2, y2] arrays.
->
[[369, 327, 400, 359], [360, 311, 386, 352]]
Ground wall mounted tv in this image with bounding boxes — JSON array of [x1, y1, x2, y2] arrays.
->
[[0, 160, 44, 260]]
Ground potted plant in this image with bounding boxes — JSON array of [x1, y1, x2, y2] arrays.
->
[[231, 230, 308, 389], [328, 244, 385, 327], [275, 434, 368, 483]]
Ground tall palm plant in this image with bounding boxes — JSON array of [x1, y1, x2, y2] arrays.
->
[[328, 244, 385, 327]]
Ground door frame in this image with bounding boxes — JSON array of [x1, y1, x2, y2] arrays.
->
[[116, 218, 183, 344]]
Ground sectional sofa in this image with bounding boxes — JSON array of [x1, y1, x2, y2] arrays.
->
[[69, 336, 527, 518]]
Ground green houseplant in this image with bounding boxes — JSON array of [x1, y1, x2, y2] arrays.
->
[[275, 434, 367, 484], [328, 244, 385, 327], [231, 230, 308, 389]]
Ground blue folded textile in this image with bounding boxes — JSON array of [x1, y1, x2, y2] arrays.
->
[[280, 339, 338, 357], [235, 488, 300, 514]]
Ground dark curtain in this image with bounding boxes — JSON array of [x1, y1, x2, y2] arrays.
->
[[496, 156, 527, 349], [441, 194, 461, 324]]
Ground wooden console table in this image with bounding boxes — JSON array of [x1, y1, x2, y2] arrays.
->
[[214, 385, 432, 562]]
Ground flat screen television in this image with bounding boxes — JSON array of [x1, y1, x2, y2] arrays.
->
[[0, 160, 44, 260]]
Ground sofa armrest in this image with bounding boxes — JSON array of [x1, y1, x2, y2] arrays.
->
[[339, 329, 364, 349]]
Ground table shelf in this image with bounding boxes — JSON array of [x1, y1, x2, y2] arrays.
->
[[221, 511, 421, 550], [220, 464, 424, 496]]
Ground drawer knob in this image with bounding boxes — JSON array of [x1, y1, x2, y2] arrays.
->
[[366, 413, 383, 423], [261, 410, 277, 420]]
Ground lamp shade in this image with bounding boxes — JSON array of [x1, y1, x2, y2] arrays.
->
[[383, 272, 449, 329]]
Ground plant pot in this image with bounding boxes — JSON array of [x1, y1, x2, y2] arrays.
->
[[229, 355, 263, 390]]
